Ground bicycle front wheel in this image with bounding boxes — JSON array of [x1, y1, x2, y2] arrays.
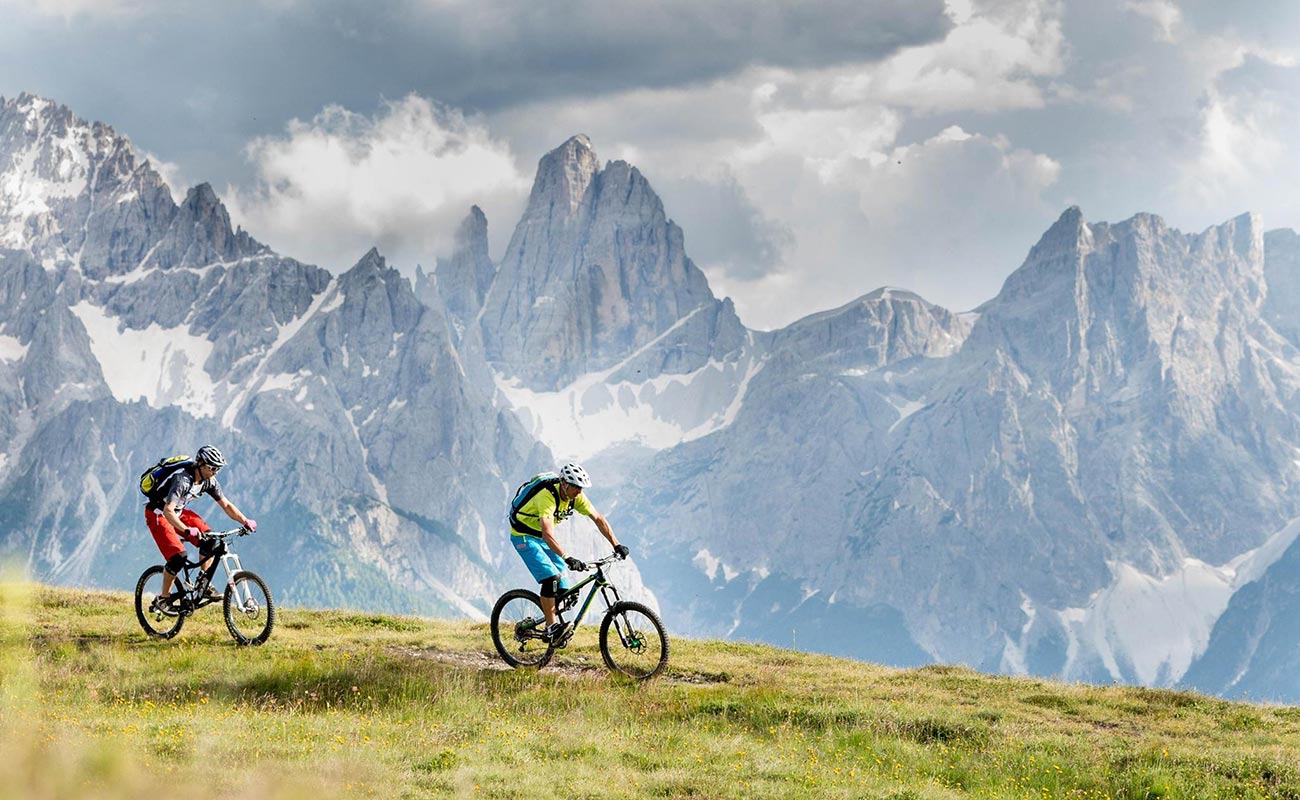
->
[[134, 565, 185, 640], [490, 589, 555, 668], [599, 601, 668, 679], [224, 570, 275, 645]]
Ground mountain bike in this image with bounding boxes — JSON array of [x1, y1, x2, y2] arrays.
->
[[133, 525, 275, 645], [490, 553, 668, 679]]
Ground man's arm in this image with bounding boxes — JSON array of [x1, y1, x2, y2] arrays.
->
[[539, 516, 568, 558], [162, 500, 187, 534], [590, 512, 621, 550], [216, 496, 251, 526]]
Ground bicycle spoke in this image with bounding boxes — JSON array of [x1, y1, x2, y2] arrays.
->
[[599, 601, 668, 680], [491, 590, 554, 668], [223, 571, 275, 645], [134, 565, 185, 639]]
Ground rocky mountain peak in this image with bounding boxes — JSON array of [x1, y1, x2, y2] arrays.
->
[[4, 92, 74, 130], [482, 134, 734, 389], [1, 92, 180, 274], [1018, 205, 1090, 271], [460, 204, 488, 239], [347, 246, 388, 278], [177, 183, 234, 239], [1210, 211, 1263, 265], [771, 286, 970, 370], [434, 205, 494, 337], [528, 134, 601, 220], [146, 182, 260, 270]]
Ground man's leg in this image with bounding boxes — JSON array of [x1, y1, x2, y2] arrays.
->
[[178, 509, 215, 568], [514, 535, 563, 627], [178, 509, 223, 600], [145, 507, 186, 597], [539, 581, 557, 627]]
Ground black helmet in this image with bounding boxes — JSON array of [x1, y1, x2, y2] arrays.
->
[[195, 445, 226, 469]]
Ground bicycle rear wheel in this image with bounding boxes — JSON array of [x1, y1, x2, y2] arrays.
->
[[224, 570, 275, 645], [599, 601, 668, 679], [134, 565, 185, 639], [490, 589, 555, 668]]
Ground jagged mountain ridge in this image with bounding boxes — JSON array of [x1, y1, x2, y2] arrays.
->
[[470, 134, 759, 462], [620, 204, 1300, 698], [0, 93, 545, 615], [7, 92, 1300, 702]]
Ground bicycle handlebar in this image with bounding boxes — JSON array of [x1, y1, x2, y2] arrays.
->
[[573, 552, 626, 571], [200, 525, 254, 540]]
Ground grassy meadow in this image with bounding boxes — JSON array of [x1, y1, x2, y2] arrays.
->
[[2, 580, 1299, 799]]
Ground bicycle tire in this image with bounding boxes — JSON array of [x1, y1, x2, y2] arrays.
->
[[223, 570, 275, 645], [490, 588, 556, 668], [134, 565, 185, 640], [599, 601, 668, 679]]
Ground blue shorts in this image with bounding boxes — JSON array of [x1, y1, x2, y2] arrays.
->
[[513, 534, 571, 590]]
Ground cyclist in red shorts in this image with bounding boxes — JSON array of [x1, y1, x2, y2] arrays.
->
[[144, 445, 256, 606]]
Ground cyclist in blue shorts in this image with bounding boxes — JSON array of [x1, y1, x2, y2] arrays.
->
[[508, 462, 629, 642]]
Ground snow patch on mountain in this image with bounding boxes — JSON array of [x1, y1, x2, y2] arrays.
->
[[1054, 517, 1300, 685], [0, 133, 89, 249], [221, 278, 337, 428], [70, 300, 216, 417], [0, 333, 27, 362], [496, 306, 762, 460], [1000, 593, 1039, 674], [498, 355, 759, 461], [694, 548, 739, 582]]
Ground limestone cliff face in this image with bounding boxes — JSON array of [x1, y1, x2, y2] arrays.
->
[[0, 94, 541, 617], [481, 135, 742, 390], [428, 205, 494, 344], [12, 92, 1300, 702], [623, 206, 1300, 692]]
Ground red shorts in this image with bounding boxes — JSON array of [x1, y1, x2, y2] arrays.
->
[[145, 506, 210, 561]]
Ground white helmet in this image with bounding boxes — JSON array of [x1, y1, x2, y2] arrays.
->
[[558, 462, 591, 488]]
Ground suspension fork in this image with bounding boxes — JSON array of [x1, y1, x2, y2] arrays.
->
[[598, 579, 640, 646], [219, 552, 250, 605], [599, 580, 623, 612]]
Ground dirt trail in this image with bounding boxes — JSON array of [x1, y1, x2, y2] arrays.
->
[[386, 645, 727, 684]]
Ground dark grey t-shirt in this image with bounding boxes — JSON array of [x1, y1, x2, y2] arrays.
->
[[148, 469, 224, 511]]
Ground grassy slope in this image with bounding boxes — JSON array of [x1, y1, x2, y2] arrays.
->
[[2, 582, 1299, 800]]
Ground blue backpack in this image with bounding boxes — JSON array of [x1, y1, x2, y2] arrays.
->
[[139, 454, 194, 499], [509, 472, 562, 534]]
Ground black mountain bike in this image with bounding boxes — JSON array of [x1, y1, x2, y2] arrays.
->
[[133, 525, 275, 645], [490, 553, 668, 679]]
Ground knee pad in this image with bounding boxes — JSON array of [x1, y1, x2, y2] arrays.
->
[[539, 576, 559, 598], [165, 554, 188, 576]]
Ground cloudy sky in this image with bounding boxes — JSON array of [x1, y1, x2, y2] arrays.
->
[[3, 0, 1297, 329]]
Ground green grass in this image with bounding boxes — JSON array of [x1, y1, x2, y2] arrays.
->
[[3, 580, 1300, 799]]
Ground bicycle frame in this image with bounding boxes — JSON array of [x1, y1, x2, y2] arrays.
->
[[557, 555, 625, 631], [176, 528, 257, 611]]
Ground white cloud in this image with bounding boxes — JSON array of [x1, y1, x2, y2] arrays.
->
[[1170, 80, 1296, 227], [722, 125, 1061, 328], [482, 0, 1071, 329], [1125, 0, 1183, 42], [227, 94, 529, 271], [187, 0, 1294, 332], [824, 0, 1067, 114], [0, 0, 143, 17]]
